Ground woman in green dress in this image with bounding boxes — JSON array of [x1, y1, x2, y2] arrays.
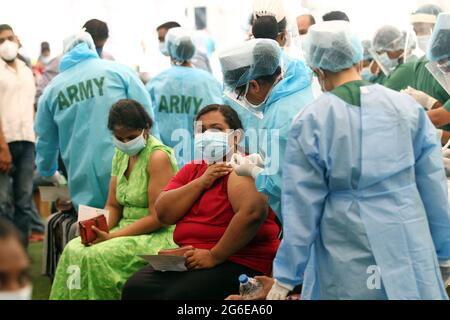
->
[[50, 99, 178, 300]]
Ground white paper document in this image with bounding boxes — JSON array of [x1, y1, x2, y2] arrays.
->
[[139, 255, 187, 272], [78, 205, 110, 225], [39, 186, 70, 202]]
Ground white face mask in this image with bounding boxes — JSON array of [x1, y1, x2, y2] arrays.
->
[[112, 130, 147, 156], [0, 285, 33, 300], [417, 35, 431, 53], [0, 40, 19, 62], [194, 130, 234, 164], [41, 56, 51, 65]]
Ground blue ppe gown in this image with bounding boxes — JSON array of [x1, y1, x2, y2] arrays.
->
[[274, 84, 450, 300], [147, 66, 223, 167], [35, 43, 159, 210], [255, 59, 314, 219]]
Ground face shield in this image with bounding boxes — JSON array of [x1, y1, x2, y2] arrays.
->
[[223, 84, 265, 120], [426, 59, 450, 96], [413, 23, 434, 51], [403, 27, 426, 63], [368, 48, 397, 77], [371, 26, 405, 76], [220, 38, 281, 120]]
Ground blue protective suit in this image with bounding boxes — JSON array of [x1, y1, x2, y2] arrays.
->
[[35, 43, 159, 210], [147, 66, 223, 167], [274, 84, 450, 300], [253, 59, 314, 219]]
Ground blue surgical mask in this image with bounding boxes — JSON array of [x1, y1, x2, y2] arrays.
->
[[112, 130, 147, 156], [159, 42, 169, 56], [194, 130, 233, 164], [379, 52, 399, 72], [360, 67, 373, 81]]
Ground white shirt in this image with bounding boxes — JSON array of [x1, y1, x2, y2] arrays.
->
[[0, 59, 36, 143]]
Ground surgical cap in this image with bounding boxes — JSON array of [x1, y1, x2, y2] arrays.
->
[[411, 4, 443, 24], [372, 26, 405, 52], [165, 27, 196, 63], [428, 13, 450, 62], [219, 38, 281, 91], [303, 21, 363, 73], [63, 30, 95, 54], [362, 40, 373, 61]]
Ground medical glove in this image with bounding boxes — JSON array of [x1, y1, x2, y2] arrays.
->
[[230, 153, 264, 179], [402, 87, 438, 111], [267, 280, 292, 300]]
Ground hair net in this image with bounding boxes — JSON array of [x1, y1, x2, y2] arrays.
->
[[303, 21, 363, 73], [428, 13, 450, 62], [372, 26, 405, 52], [165, 27, 196, 64], [362, 40, 373, 61], [219, 38, 281, 91], [411, 4, 443, 24], [63, 30, 95, 54]]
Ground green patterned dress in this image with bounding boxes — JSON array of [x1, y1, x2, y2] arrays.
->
[[49, 136, 178, 300]]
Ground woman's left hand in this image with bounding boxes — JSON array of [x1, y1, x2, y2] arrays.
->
[[90, 226, 113, 245], [184, 249, 221, 270]]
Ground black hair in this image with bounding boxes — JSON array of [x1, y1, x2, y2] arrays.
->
[[277, 17, 287, 33], [41, 42, 50, 50], [253, 14, 287, 34], [0, 24, 13, 34], [323, 11, 350, 22], [108, 99, 153, 131], [83, 19, 109, 42], [195, 105, 243, 131], [252, 16, 279, 41], [41, 42, 50, 53], [430, 29, 450, 61], [157, 21, 181, 32]]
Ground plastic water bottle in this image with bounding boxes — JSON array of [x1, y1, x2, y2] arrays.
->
[[239, 274, 263, 300]]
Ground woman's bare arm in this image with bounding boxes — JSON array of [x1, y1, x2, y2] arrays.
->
[[210, 172, 269, 263], [108, 150, 175, 238], [104, 176, 123, 229]]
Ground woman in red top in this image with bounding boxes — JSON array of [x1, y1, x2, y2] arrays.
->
[[122, 105, 280, 300]]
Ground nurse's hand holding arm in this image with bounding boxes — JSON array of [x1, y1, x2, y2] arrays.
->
[[230, 153, 264, 180]]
